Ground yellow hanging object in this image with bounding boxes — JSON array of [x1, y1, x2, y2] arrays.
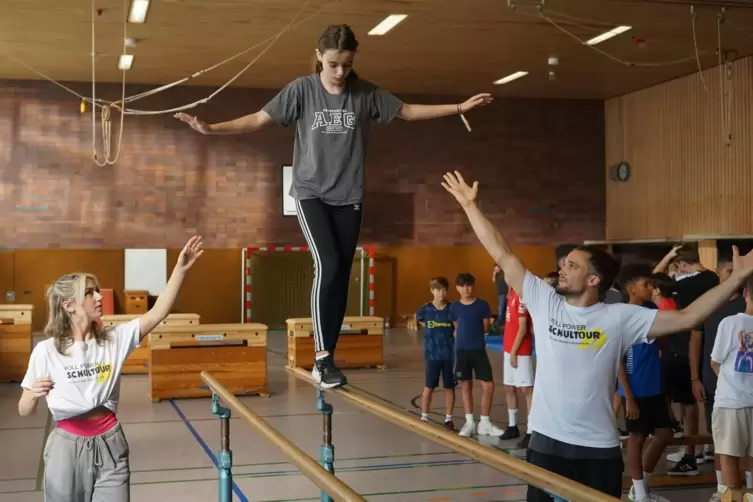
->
[[80, 100, 86, 113]]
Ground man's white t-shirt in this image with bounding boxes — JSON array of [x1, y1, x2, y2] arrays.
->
[[711, 313, 753, 409], [521, 271, 658, 448], [21, 319, 141, 421]]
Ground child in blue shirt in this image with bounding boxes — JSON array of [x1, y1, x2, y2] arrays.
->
[[415, 277, 457, 431], [450, 273, 504, 438], [617, 265, 674, 502]]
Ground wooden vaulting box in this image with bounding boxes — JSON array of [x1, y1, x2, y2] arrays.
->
[[0, 305, 34, 382], [101, 313, 201, 374], [148, 322, 269, 402], [286, 316, 385, 370], [124, 290, 149, 315]]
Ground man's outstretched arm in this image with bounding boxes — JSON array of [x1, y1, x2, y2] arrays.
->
[[649, 245, 753, 338], [442, 171, 527, 294]]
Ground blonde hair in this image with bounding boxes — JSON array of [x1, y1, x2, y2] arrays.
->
[[45, 272, 108, 355]]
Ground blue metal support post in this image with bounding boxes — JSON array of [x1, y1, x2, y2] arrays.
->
[[317, 389, 334, 502], [211, 393, 234, 502]]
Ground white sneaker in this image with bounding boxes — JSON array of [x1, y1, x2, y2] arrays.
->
[[477, 420, 505, 437], [666, 449, 704, 464], [629, 485, 672, 502], [639, 493, 671, 502], [459, 420, 476, 437]]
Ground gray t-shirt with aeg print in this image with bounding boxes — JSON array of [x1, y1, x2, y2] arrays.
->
[[263, 74, 404, 206]]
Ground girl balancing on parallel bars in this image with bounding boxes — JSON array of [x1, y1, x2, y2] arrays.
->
[[176, 24, 493, 389], [18, 236, 204, 502]]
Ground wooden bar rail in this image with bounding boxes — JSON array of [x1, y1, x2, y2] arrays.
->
[[287, 367, 619, 502], [199, 371, 366, 502]]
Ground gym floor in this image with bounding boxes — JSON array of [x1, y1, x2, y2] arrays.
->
[[0, 329, 717, 502]]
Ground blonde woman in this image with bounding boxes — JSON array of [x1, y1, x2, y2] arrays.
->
[[18, 236, 204, 502]]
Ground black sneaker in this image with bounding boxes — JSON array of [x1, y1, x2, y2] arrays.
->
[[500, 425, 521, 440], [516, 433, 531, 449], [312, 356, 347, 389], [668, 454, 699, 476]]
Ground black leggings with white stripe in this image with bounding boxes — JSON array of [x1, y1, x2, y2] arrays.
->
[[295, 198, 362, 355]]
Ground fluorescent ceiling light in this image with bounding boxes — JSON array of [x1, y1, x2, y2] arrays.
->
[[493, 71, 528, 85], [118, 54, 134, 70], [368, 14, 407, 35], [128, 0, 150, 23], [585, 25, 631, 46]]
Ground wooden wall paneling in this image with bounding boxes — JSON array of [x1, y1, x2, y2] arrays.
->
[[380, 246, 556, 325], [606, 56, 753, 241], [0, 251, 14, 303], [373, 253, 395, 322], [13, 250, 124, 331], [166, 248, 242, 326], [697, 240, 718, 271]]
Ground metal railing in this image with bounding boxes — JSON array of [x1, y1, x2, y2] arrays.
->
[[200, 371, 365, 502]]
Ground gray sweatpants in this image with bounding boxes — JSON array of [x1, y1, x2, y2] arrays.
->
[[43, 423, 130, 502]]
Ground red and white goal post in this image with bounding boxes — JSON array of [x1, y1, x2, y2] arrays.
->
[[241, 246, 375, 323]]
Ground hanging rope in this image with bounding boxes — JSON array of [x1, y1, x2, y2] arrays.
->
[[91, 0, 128, 166], [111, 0, 313, 116], [0, 0, 331, 166], [529, 5, 708, 68], [717, 9, 732, 146], [691, 6, 708, 91]]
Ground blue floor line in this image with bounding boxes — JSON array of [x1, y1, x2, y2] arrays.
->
[[170, 400, 250, 502]]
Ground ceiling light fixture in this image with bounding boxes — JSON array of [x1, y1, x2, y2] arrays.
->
[[585, 25, 631, 46], [128, 0, 150, 23], [118, 54, 134, 70], [368, 14, 407, 36], [493, 71, 529, 85]]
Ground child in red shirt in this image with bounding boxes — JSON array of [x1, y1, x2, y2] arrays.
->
[[500, 281, 533, 442]]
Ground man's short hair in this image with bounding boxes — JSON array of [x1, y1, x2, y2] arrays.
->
[[671, 245, 701, 265], [574, 245, 620, 300]]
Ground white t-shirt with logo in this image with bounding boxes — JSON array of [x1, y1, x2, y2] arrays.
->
[[521, 271, 658, 448], [21, 319, 141, 421], [711, 313, 753, 409]]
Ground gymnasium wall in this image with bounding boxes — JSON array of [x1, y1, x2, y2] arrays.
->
[[1, 245, 557, 331], [0, 79, 600, 329], [0, 248, 241, 331], [0, 79, 606, 248], [605, 56, 753, 241], [374, 245, 556, 324]]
